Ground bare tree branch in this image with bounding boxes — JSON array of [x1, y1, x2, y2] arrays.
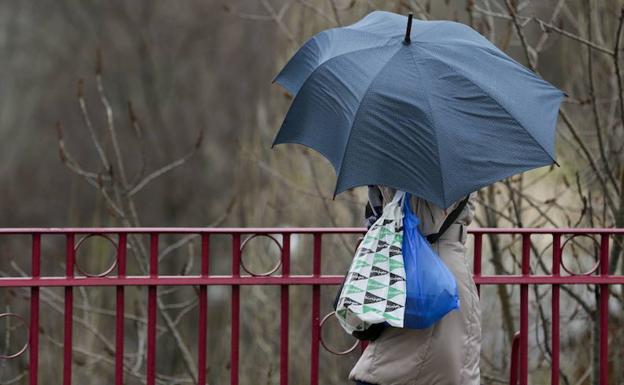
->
[[128, 129, 203, 196]]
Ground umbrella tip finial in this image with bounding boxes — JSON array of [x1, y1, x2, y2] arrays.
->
[[404, 13, 413, 45]]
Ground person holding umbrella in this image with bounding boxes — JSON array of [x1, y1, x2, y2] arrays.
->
[[272, 11, 563, 385], [350, 186, 479, 385]]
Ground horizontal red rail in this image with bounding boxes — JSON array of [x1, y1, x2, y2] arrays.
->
[[0, 226, 622, 234], [1, 274, 623, 287]]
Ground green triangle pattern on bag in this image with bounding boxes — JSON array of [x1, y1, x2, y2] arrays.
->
[[362, 305, 384, 314], [388, 258, 404, 271], [383, 312, 402, 321], [354, 259, 371, 269], [378, 226, 394, 239], [372, 253, 387, 264], [335, 191, 408, 334], [346, 284, 365, 295], [387, 286, 403, 299], [366, 279, 387, 291]]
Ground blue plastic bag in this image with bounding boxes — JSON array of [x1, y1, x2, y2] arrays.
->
[[402, 193, 460, 329]]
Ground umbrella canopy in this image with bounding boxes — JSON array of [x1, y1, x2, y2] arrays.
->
[[273, 11, 564, 208]]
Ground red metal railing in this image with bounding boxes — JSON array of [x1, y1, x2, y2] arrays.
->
[[0, 227, 622, 385]]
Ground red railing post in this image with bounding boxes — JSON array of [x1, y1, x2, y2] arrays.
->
[[509, 331, 521, 385], [473, 232, 483, 297], [29, 233, 41, 385], [231, 234, 241, 385], [280, 233, 291, 385], [599, 234, 609, 385], [551, 233, 561, 385], [197, 233, 210, 385], [115, 233, 127, 385], [310, 233, 322, 385], [520, 234, 530, 385], [63, 233, 75, 385], [146, 233, 159, 385]]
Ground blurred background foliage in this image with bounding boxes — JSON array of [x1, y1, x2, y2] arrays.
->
[[1, 1, 623, 384]]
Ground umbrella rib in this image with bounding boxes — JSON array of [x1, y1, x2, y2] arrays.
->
[[333, 46, 404, 197]]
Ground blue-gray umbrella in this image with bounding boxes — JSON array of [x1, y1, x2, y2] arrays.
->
[[272, 11, 564, 208]]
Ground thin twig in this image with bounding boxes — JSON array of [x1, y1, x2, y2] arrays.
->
[[328, 0, 341, 26], [559, 110, 618, 214], [473, 5, 615, 55], [587, 0, 620, 195], [534, 17, 615, 56], [96, 50, 129, 189], [613, 8, 624, 136], [78, 79, 111, 172], [534, 0, 566, 54], [56, 122, 109, 182], [263, 0, 296, 44], [298, 0, 334, 23], [127, 101, 148, 188], [128, 129, 203, 196], [505, 0, 534, 68]]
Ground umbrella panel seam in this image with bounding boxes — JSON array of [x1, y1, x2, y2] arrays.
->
[[405, 45, 448, 207], [333, 46, 405, 197]]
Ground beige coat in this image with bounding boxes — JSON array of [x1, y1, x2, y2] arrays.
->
[[349, 188, 481, 385]]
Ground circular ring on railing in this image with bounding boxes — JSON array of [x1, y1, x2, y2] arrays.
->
[[239, 234, 283, 277], [319, 311, 359, 355], [560, 234, 601, 276], [74, 233, 119, 277], [0, 313, 29, 359]]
